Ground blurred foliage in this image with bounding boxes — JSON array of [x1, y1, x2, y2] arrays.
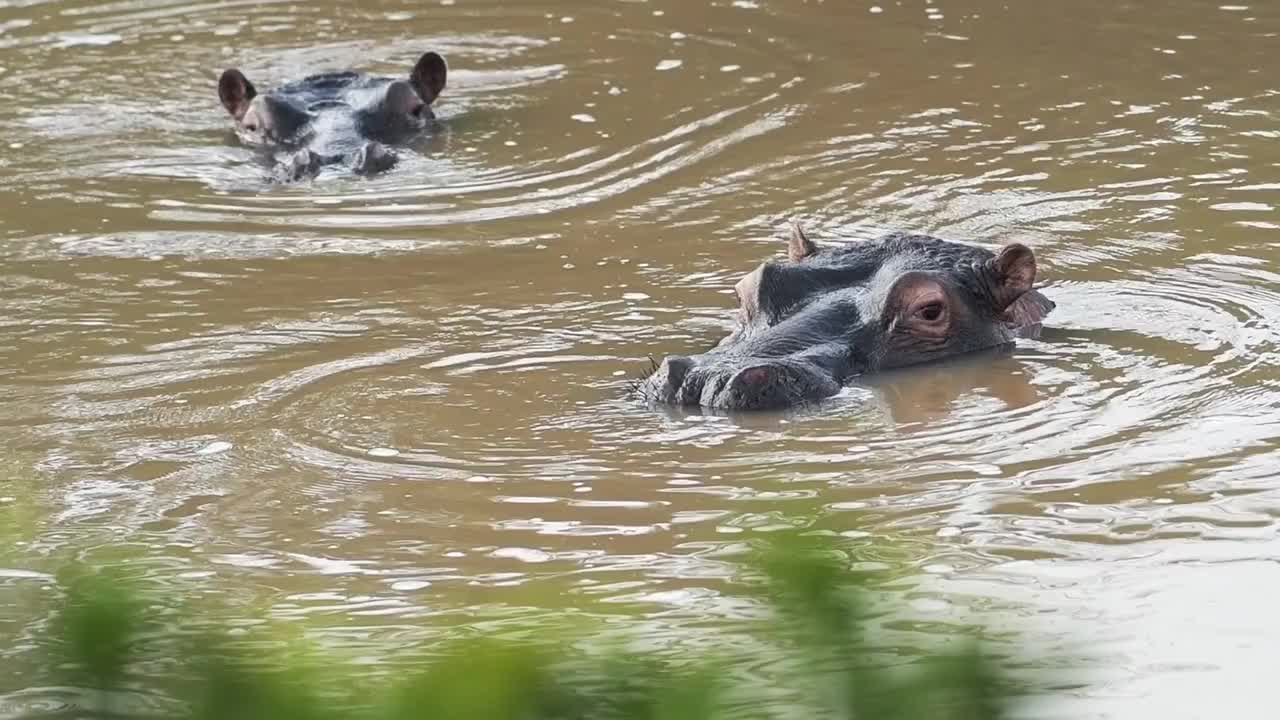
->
[[39, 535, 1047, 720]]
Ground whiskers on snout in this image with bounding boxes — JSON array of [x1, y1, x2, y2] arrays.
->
[[624, 356, 662, 399]]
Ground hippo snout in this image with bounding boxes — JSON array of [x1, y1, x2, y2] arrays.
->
[[643, 355, 701, 405], [640, 354, 840, 411], [718, 361, 841, 410], [659, 355, 694, 390]]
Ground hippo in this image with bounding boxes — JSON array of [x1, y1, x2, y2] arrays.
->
[[217, 51, 448, 181], [636, 224, 1055, 411]]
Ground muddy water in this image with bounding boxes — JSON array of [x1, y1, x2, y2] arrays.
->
[[1, 0, 1280, 715]]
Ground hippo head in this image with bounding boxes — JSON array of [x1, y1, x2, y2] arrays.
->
[[216, 51, 448, 147], [637, 224, 1055, 411]]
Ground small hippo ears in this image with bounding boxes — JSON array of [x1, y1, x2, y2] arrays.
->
[[385, 81, 423, 114], [218, 69, 257, 120], [986, 243, 1037, 311], [410, 52, 448, 104], [787, 222, 819, 262]]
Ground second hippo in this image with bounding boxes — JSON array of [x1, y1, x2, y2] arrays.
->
[[217, 51, 448, 181]]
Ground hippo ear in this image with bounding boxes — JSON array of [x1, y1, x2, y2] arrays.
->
[[410, 52, 448, 104], [985, 243, 1036, 312], [787, 222, 818, 262], [385, 81, 424, 115], [218, 69, 257, 120], [733, 264, 764, 322], [1001, 289, 1055, 331]]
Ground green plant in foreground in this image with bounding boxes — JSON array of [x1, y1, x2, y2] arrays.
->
[[52, 566, 151, 692], [40, 537, 1042, 720], [757, 539, 1018, 720]]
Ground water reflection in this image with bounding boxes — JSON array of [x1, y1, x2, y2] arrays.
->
[[859, 350, 1042, 425]]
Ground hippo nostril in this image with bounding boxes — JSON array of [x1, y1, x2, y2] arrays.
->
[[740, 366, 771, 386], [662, 355, 694, 389]]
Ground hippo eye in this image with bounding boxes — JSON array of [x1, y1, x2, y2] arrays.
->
[[916, 302, 945, 322]]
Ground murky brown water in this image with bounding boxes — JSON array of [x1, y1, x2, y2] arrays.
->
[[1, 0, 1279, 716]]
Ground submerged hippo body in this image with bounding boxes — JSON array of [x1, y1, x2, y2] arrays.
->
[[217, 52, 447, 181], [638, 224, 1055, 411]]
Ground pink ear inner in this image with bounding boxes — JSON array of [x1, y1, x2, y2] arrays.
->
[[989, 243, 1037, 310], [411, 51, 448, 104], [218, 69, 256, 120], [740, 367, 771, 386]]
